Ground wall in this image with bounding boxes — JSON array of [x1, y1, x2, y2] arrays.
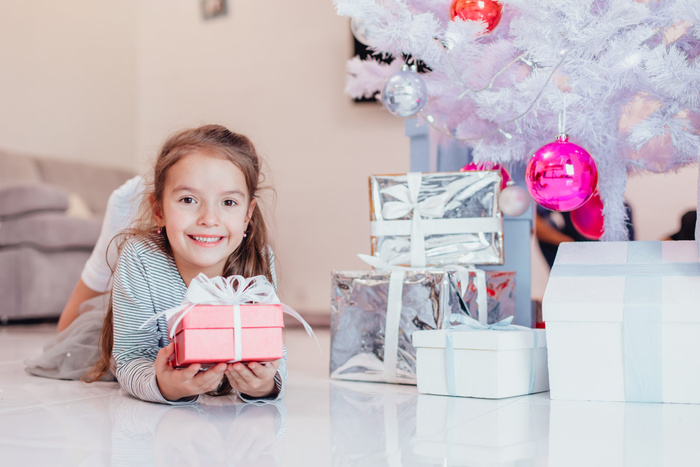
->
[[134, 0, 408, 315], [0, 0, 138, 170]]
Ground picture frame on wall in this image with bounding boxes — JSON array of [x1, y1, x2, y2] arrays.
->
[[201, 0, 227, 20]]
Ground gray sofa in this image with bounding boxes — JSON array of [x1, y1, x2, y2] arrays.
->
[[0, 149, 135, 322]]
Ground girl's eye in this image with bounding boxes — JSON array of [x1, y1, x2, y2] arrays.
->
[[180, 197, 195, 204], [223, 199, 236, 207]]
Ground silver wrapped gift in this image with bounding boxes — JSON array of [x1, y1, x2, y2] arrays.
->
[[369, 171, 504, 267], [330, 269, 464, 384]]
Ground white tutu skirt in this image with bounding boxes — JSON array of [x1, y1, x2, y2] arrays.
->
[[25, 294, 116, 381]]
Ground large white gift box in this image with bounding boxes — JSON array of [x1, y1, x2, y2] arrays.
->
[[543, 240, 700, 403], [412, 326, 548, 399]]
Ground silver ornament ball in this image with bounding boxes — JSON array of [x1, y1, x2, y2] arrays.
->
[[381, 67, 428, 118]]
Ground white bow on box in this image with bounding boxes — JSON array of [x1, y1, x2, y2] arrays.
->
[[142, 273, 317, 361]]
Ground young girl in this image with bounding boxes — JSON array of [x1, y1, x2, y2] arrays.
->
[[27, 125, 285, 404]]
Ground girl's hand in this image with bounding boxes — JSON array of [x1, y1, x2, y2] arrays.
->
[[155, 343, 227, 402], [225, 359, 281, 399]]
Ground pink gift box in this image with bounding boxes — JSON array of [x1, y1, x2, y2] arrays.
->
[[171, 304, 284, 367]]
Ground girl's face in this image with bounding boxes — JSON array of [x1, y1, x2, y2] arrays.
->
[[153, 151, 256, 285]]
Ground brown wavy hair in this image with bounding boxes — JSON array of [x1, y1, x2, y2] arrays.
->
[[83, 125, 273, 394]]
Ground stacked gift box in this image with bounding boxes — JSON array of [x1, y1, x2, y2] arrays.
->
[[330, 170, 546, 398]]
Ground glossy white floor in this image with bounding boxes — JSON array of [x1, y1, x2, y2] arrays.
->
[[2, 324, 700, 467]]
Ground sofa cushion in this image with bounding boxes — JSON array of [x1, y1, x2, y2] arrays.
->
[[37, 158, 135, 217], [0, 183, 70, 217], [0, 247, 91, 320], [0, 212, 100, 249], [0, 150, 42, 184]]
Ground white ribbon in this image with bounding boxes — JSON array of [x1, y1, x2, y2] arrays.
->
[[381, 173, 429, 267], [376, 172, 502, 267], [384, 270, 404, 383], [141, 273, 317, 360]]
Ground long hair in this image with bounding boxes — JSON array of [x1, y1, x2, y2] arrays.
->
[[83, 125, 273, 389]]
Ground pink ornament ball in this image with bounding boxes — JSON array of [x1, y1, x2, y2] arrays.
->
[[525, 135, 598, 212], [570, 191, 605, 240], [460, 161, 510, 189]]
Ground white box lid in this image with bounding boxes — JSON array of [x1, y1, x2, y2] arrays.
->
[[412, 328, 546, 351], [543, 241, 700, 323]]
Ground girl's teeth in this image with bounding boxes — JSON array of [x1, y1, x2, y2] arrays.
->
[[192, 236, 221, 243]]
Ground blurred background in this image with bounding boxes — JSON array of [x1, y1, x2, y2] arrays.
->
[[0, 0, 696, 320]]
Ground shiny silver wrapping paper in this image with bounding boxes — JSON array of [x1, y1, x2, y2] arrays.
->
[[369, 171, 504, 266], [330, 269, 463, 384], [461, 270, 516, 324]]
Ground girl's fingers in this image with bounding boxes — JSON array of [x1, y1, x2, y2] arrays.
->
[[225, 366, 247, 388], [230, 363, 258, 384], [192, 363, 227, 388], [246, 362, 276, 379], [181, 363, 202, 378], [155, 343, 175, 373]]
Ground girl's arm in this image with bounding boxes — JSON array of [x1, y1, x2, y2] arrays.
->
[[113, 240, 212, 404], [111, 241, 183, 404]]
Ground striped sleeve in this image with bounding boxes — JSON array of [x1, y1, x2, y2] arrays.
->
[[112, 239, 197, 405]]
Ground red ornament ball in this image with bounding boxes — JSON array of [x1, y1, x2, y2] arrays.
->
[[525, 135, 598, 212], [570, 191, 605, 240], [450, 0, 504, 33], [460, 161, 510, 189]]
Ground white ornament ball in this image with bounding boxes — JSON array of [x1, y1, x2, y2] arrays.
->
[[351, 18, 379, 47], [381, 67, 428, 118], [499, 184, 531, 217]]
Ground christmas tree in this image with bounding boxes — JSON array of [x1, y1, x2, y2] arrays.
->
[[335, 0, 700, 241]]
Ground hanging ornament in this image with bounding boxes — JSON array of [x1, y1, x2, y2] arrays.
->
[[570, 191, 605, 240], [381, 65, 428, 117], [350, 18, 379, 47], [525, 134, 598, 212], [499, 182, 531, 217], [450, 0, 503, 33], [460, 161, 510, 189]]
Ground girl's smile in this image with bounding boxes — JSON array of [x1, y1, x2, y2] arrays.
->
[[189, 235, 224, 245]]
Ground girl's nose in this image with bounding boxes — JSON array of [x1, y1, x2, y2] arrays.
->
[[197, 203, 220, 226]]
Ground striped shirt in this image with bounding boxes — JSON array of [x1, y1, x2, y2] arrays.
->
[[112, 235, 287, 405]]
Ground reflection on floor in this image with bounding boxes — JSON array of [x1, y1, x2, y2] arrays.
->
[[1, 324, 699, 466]]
